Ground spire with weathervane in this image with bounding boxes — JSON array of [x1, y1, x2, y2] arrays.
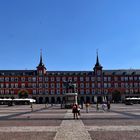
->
[[38, 49, 44, 67], [37, 49, 46, 74], [94, 50, 103, 71]]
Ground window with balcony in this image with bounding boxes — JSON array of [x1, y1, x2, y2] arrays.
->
[[114, 83, 118, 88], [39, 90, 42, 94], [80, 83, 84, 88], [108, 83, 111, 88], [33, 90, 36, 94], [28, 77, 32, 82], [21, 77, 25, 82], [134, 77, 137, 81], [129, 77, 133, 81], [5, 90, 9, 94], [32, 83, 36, 88], [0, 77, 4, 82], [125, 83, 129, 88], [0, 90, 4, 94], [121, 83, 124, 88], [104, 83, 107, 88], [80, 77, 84, 81], [56, 83, 60, 88], [21, 83, 25, 88], [125, 77, 128, 81], [86, 77, 89, 81], [86, 89, 90, 94], [114, 77, 118, 81], [45, 83, 48, 88], [56, 90, 60, 94], [129, 83, 133, 88], [80, 90, 84, 94], [74, 77, 77, 82], [104, 77, 107, 81], [97, 70, 101, 75], [51, 77, 54, 82], [39, 70, 43, 75], [121, 77, 124, 81], [51, 90, 54, 94], [32, 77, 36, 82], [39, 84, 42, 88], [68, 77, 72, 81], [62, 77, 66, 81], [97, 77, 101, 81], [56, 77, 60, 82], [108, 77, 111, 81], [86, 83, 89, 88], [11, 90, 14, 94], [15, 83, 18, 88], [11, 83, 14, 88], [51, 83, 54, 88], [134, 83, 138, 88], [5, 77, 9, 82], [15, 77, 18, 82], [98, 83, 101, 88], [92, 90, 95, 94], [91, 77, 95, 81], [62, 90, 66, 94], [6, 83, 9, 88], [45, 90, 49, 94], [39, 77, 43, 82], [92, 83, 95, 88], [45, 77, 49, 82]]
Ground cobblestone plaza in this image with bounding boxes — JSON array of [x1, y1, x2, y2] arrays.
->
[[0, 104, 140, 140]]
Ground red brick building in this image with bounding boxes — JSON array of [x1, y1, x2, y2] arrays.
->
[[0, 53, 140, 104]]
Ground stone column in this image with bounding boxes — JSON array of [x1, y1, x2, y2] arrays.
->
[[94, 96, 97, 103], [75, 93, 78, 104]]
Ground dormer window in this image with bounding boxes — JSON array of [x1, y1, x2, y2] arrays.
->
[[97, 70, 101, 75], [39, 70, 43, 75]]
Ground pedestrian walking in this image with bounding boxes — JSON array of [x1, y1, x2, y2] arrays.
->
[[107, 101, 110, 111], [102, 103, 107, 111], [72, 104, 78, 119], [77, 105, 81, 116], [96, 102, 99, 111], [85, 103, 90, 113]]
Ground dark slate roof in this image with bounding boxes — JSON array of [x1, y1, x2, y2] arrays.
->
[[103, 69, 140, 75], [47, 71, 93, 76], [0, 69, 140, 76], [0, 70, 36, 76]]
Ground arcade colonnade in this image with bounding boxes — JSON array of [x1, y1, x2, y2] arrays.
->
[[32, 95, 111, 104]]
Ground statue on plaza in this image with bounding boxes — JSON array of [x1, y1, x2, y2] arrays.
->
[[63, 80, 77, 93], [62, 80, 78, 108]]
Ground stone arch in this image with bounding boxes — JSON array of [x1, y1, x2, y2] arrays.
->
[[45, 97, 49, 103], [51, 97, 55, 104], [97, 96, 103, 103], [80, 96, 85, 104], [62, 97, 66, 103], [39, 97, 43, 104], [57, 97, 61, 104], [86, 96, 90, 103], [92, 96, 94, 103]]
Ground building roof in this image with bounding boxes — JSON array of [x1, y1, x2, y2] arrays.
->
[[0, 69, 140, 76], [0, 70, 36, 76], [103, 69, 140, 75]]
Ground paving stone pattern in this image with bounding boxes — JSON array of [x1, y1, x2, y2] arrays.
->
[[0, 104, 140, 140]]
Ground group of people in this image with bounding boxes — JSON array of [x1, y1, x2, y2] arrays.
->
[[101, 101, 111, 111], [72, 101, 111, 119], [72, 104, 80, 119]]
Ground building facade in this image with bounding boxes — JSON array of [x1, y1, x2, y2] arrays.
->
[[0, 53, 140, 104]]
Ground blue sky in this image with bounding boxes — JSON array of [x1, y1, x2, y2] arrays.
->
[[0, 0, 140, 70]]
